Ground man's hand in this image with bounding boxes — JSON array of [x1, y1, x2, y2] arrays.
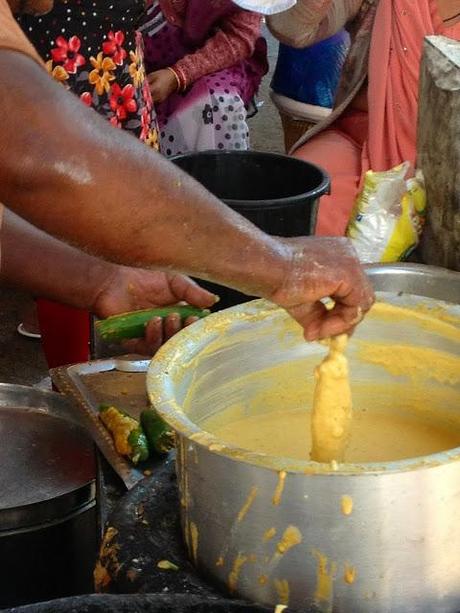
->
[[270, 237, 375, 341], [148, 69, 178, 103], [92, 267, 217, 355]]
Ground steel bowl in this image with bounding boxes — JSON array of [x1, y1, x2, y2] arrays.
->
[[0, 383, 98, 606], [147, 264, 460, 613]]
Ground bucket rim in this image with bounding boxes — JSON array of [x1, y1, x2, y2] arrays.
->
[[171, 149, 331, 208]]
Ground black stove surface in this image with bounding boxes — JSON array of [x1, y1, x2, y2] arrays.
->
[[3, 594, 291, 612], [4, 458, 300, 613], [98, 456, 226, 597], [95, 457, 300, 611]]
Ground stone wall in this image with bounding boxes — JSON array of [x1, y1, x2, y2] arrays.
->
[[418, 35, 460, 271]]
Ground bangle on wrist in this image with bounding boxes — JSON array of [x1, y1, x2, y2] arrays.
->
[[167, 66, 186, 92], [168, 65, 187, 92]]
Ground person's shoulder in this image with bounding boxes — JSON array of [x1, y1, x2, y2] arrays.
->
[[0, 0, 16, 20], [0, 0, 12, 17], [0, 0, 43, 66], [0, 0, 23, 40]]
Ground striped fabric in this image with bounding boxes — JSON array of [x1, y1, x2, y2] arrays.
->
[[138, 1, 168, 37]]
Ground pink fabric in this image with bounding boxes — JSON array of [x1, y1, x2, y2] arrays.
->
[[155, 0, 265, 88], [159, 0, 235, 44], [363, 0, 444, 173], [173, 10, 263, 87], [295, 0, 460, 237], [294, 110, 367, 236]]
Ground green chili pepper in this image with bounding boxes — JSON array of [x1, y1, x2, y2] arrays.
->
[[127, 427, 149, 464], [95, 306, 211, 343], [141, 408, 174, 454]]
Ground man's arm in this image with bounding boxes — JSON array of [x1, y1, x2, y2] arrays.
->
[[0, 50, 374, 339], [0, 50, 286, 298], [0, 209, 217, 314], [0, 209, 217, 353], [0, 209, 110, 310]]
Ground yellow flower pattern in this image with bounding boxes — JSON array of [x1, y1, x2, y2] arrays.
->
[[128, 49, 145, 88], [46, 59, 70, 83], [145, 128, 159, 151], [89, 52, 116, 95], [36, 22, 158, 151]]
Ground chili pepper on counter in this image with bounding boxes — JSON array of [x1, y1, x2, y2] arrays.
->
[[141, 408, 175, 454], [99, 404, 149, 464]]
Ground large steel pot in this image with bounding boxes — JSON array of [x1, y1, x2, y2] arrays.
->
[[147, 264, 460, 613]]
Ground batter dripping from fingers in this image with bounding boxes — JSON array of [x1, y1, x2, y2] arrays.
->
[[311, 334, 352, 463]]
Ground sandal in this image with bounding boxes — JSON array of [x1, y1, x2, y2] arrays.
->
[[17, 323, 42, 340]]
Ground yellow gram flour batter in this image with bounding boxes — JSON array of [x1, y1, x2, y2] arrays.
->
[[310, 335, 352, 463], [206, 404, 460, 463], [200, 301, 460, 465]]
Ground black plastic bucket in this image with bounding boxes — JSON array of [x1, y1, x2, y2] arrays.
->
[[172, 150, 330, 308]]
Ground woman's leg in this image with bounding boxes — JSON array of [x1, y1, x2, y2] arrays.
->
[[293, 128, 362, 236], [36, 299, 90, 369]]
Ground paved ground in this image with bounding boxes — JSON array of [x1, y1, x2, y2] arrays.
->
[[0, 30, 283, 386], [250, 28, 284, 153]]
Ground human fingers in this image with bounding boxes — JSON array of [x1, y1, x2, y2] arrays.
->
[[148, 74, 163, 102], [286, 296, 363, 341], [303, 303, 364, 341], [169, 274, 218, 308], [122, 317, 163, 356], [329, 272, 375, 316], [286, 301, 327, 341], [122, 313, 183, 355], [150, 87, 162, 102], [163, 313, 181, 341], [324, 242, 375, 314], [184, 315, 199, 327]]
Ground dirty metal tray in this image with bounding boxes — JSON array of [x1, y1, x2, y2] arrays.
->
[[51, 356, 164, 489]]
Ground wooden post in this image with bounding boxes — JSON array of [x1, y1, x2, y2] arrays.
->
[[417, 35, 460, 271]]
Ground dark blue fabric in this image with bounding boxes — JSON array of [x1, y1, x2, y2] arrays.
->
[[271, 29, 351, 108]]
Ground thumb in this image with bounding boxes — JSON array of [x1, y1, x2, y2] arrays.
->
[[170, 274, 218, 308]]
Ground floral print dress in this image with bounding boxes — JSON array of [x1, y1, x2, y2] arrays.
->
[[18, 0, 159, 149], [17, 0, 160, 375]]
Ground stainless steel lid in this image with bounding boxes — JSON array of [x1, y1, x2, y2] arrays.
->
[[0, 384, 96, 531]]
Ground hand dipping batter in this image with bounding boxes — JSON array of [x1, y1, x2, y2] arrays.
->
[[311, 334, 352, 463]]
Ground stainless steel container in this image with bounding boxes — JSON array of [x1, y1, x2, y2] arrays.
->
[[147, 264, 460, 613], [0, 384, 98, 607]]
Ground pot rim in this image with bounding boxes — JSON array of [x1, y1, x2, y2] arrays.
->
[[147, 263, 460, 476]]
